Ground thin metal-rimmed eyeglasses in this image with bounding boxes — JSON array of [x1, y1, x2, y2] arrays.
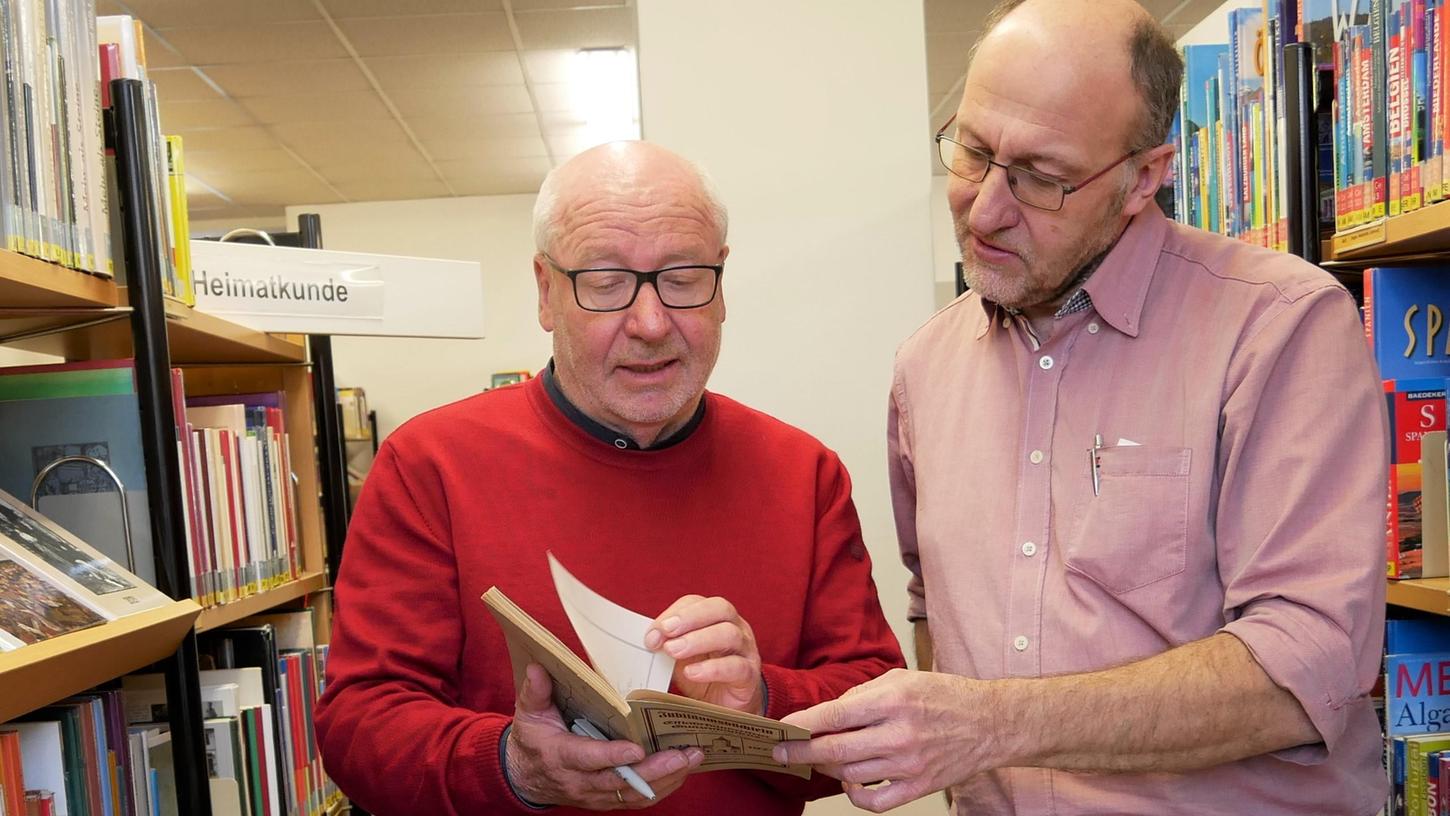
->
[[542, 254, 724, 313], [934, 114, 1140, 212]]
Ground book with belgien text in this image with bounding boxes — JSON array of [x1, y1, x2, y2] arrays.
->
[[481, 555, 810, 778]]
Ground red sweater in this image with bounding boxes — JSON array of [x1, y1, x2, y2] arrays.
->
[[314, 375, 905, 815]]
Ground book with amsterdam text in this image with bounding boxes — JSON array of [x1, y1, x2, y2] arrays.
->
[[482, 580, 811, 778]]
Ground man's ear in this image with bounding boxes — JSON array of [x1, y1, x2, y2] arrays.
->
[[534, 255, 556, 332], [1121, 143, 1176, 219], [717, 245, 730, 324]]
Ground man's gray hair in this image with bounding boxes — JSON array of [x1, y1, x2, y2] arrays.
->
[[531, 154, 731, 255], [969, 0, 1184, 152]]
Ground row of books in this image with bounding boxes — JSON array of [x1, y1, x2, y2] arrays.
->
[[123, 608, 339, 816], [96, 14, 191, 303], [0, 359, 303, 611], [1381, 617, 1450, 814], [0, 603, 339, 816], [1175, 2, 1292, 249], [0, 0, 110, 276], [1171, 2, 1450, 241], [176, 380, 301, 607], [1363, 266, 1450, 578]]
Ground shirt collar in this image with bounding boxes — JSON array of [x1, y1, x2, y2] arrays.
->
[[973, 202, 1168, 340], [540, 361, 706, 451]]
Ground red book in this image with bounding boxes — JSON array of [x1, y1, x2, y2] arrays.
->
[[1385, 379, 1448, 578], [0, 731, 25, 816]]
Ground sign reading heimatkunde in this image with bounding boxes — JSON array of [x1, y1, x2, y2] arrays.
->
[[190, 240, 485, 338]]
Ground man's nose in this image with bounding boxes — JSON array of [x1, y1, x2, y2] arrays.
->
[[624, 282, 673, 340], [962, 164, 1022, 238]]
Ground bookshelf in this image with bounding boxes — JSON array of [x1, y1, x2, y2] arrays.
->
[[10, 288, 306, 364], [1387, 578, 1450, 617], [0, 81, 348, 816], [1322, 199, 1450, 263], [0, 600, 200, 723]]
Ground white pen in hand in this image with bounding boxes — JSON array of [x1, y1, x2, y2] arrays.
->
[[570, 717, 657, 801]]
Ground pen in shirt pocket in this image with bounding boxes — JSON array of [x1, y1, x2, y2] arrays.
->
[[1088, 433, 1102, 496]]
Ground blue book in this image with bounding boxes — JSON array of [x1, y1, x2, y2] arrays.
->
[[1387, 652, 1450, 735], [1364, 267, 1450, 381]]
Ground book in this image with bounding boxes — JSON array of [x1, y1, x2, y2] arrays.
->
[[481, 562, 810, 778], [0, 553, 103, 649], [1386, 379, 1447, 578], [0, 485, 170, 619], [1425, 429, 1450, 577], [1364, 267, 1450, 382]]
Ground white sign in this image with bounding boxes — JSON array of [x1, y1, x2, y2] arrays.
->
[[190, 240, 485, 338]]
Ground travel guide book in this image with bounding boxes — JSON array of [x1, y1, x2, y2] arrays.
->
[[482, 554, 811, 778]]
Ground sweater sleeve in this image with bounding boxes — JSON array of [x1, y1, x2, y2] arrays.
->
[[313, 443, 540, 815], [756, 450, 908, 800]]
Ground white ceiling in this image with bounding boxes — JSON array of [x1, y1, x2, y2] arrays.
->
[[100, 0, 1223, 223]]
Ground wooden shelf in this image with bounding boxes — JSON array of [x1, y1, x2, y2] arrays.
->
[[9, 291, 306, 364], [343, 433, 372, 443], [195, 572, 327, 633], [1323, 198, 1450, 263], [0, 251, 117, 309], [0, 599, 201, 722], [1387, 577, 1450, 615]]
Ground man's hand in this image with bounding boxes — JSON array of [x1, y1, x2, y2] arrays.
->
[[645, 595, 764, 714], [772, 668, 998, 813], [506, 663, 704, 809]]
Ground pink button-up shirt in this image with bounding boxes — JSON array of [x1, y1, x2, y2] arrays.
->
[[890, 204, 1388, 815]]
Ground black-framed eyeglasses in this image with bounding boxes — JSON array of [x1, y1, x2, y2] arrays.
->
[[542, 254, 724, 313], [934, 114, 1139, 212]]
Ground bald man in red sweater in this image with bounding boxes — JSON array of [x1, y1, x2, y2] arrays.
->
[[313, 141, 904, 815]]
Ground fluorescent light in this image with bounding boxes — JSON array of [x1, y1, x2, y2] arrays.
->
[[573, 47, 641, 147]]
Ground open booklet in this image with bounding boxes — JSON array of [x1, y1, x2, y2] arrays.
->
[[481, 553, 811, 778]]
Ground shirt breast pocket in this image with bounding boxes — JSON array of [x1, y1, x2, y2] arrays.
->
[[1065, 445, 1191, 594]]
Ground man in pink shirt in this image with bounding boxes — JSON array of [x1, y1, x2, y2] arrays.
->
[[774, 1, 1388, 814]]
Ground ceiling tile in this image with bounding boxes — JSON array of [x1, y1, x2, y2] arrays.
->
[[530, 83, 575, 113], [96, 0, 126, 14], [923, 0, 992, 34], [212, 171, 347, 206], [269, 120, 414, 165], [513, 7, 633, 50], [187, 204, 289, 223], [202, 60, 372, 97], [451, 173, 546, 197], [321, 0, 504, 17], [365, 52, 524, 89], [331, 177, 453, 202], [521, 49, 576, 84], [142, 28, 189, 69], [392, 85, 534, 119], [157, 99, 255, 130], [435, 156, 552, 184], [172, 125, 281, 152], [159, 22, 348, 65], [237, 91, 393, 124], [124, 0, 321, 28], [510, 0, 627, 9], [186, 148, 305, 174], [336, 14, 514, 56], [408, 112, 540, 142], [417, 135, 550, 161], [149, 68, 223, 102], [314, 154, 437, 183]]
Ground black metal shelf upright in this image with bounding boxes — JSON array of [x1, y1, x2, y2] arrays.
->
[[111, 77, 213, 816], [1282, 42, 1321, 265]]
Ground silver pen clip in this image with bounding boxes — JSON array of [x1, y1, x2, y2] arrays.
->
[[1089, 433, 1102, 497]]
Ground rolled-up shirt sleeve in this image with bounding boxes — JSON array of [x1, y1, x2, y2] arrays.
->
[[1214, 285, 1388, 762], [889, 360, 927, 622]]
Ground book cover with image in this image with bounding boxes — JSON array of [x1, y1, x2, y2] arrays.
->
[[0, 555, 104, 649]]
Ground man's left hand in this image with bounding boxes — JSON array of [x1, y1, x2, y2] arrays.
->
[[771, 668, 1000, 813], [645, 595, 764, 714]]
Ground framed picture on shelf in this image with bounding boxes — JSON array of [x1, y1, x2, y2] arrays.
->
[[490, 370, 534, 390]]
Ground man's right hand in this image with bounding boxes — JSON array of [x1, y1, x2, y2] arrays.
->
[[505, 663, 705, 809]]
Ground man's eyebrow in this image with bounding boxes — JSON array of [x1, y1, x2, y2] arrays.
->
[[956, 124, 1076, 177]]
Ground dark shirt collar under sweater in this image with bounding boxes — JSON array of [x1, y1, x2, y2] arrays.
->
[[539, 361, 706, 451]]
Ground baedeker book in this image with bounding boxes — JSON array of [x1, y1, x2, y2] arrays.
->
[[481, 585, 811, 778]]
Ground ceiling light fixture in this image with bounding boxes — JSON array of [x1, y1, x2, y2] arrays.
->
[[573, 47, 641, 148]]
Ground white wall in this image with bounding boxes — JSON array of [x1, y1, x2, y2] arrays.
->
[[635, 1, 939, 813], [284, 194, 550, 439], [931, 173, 959, 308], [1177, 0, 1237, 45]]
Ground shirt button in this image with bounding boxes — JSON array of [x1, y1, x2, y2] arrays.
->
[[1087, 322, 1100, 334], [1003, 317, 1011, 328], [1038, 355, 1054, 370], [1021, 541, 1037, 557], [1028, 449, 1044, 464], [1013, 635, 1030, 652]]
